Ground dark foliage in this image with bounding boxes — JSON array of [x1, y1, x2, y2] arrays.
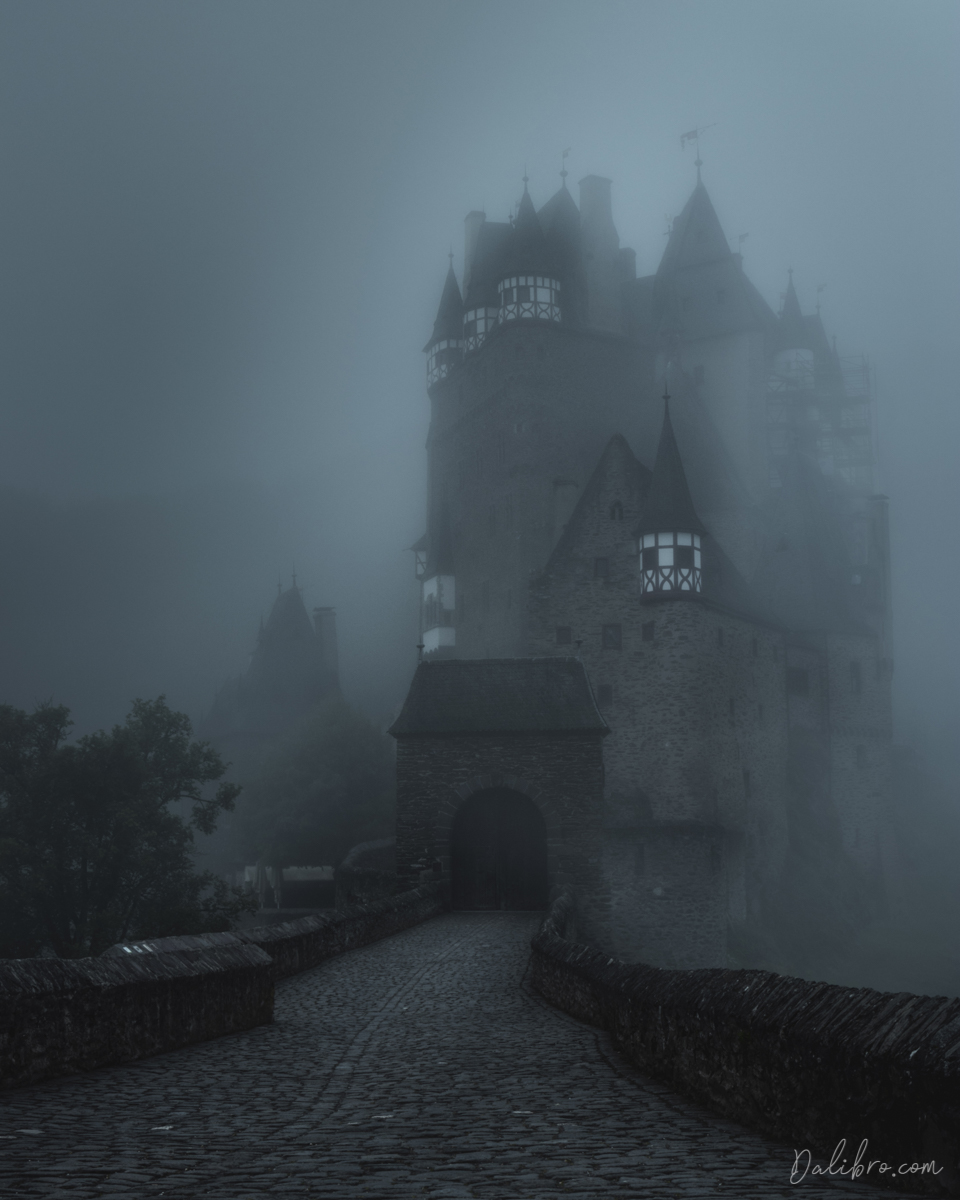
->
[[0, 697, 255, 957]]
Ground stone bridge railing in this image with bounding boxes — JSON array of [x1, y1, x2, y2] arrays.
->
[[0, 881, 449, 1091], [530, 890, 960, 1197]]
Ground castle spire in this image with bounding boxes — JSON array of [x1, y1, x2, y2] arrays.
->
[[424, 259, 464, 385], [635, 391, 706, 596]]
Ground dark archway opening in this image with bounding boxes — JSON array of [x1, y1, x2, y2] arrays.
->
[[451, 788, 548, 910]]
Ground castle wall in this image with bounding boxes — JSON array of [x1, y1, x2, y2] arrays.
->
[[394, 732, 608, 943], [426, 320, 646, 658]]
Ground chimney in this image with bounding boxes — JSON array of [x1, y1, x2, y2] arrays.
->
[[578, 176, 622, 334]]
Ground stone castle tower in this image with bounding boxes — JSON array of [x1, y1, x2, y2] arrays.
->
[[412, 168, 895, 969]]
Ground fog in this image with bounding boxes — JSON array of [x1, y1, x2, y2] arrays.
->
[[0, 0, 956, 781]]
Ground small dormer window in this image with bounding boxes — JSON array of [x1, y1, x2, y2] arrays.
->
[[498, 275, 560, 325], [426, 337, 463, 386], [639, 531, 702, 594]]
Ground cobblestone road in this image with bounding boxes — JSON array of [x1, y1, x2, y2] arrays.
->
[[1, 913, 912, 1199]]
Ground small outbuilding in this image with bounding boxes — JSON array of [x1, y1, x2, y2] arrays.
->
[[389, 658, 609, 932]]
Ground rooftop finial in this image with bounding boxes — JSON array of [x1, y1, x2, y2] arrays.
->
[[560, 147, 570, 186], [663, 383, 671, 404], [292, 563, 297, 589], [680, 124, 716, 183], [522, 164, 529, 190], [448, 246, 454, 266]]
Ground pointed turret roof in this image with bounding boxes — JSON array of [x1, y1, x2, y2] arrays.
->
[[503, 185, 557, 278], [657, 181, 731, 277], [634, 397, 707, 536], [781, 270, 802, 323], [424, 261, 462, 350]]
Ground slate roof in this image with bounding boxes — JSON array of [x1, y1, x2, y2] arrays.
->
[[634, 399, 708, 536], [388, 658, 608, 737], [424, 262, 463, 350], [503, 187, 558, 278]]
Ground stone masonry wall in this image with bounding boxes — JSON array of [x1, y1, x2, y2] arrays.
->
[[0, 882, 448, 1091], [395, 733, 608, 942], [531, 891, 960, 1197]]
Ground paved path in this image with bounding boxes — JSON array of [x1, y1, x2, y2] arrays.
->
[[1, 913, 912, 1199]]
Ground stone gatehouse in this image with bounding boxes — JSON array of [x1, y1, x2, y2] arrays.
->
[[389, 657, 609, 942]]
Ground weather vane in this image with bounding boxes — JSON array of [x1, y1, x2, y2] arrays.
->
[[679, 124, 717, 181], [560, 147, 571, 185]]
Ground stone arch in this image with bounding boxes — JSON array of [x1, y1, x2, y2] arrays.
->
[[450, 788, 549, 910], [434, 773, 561, 902]]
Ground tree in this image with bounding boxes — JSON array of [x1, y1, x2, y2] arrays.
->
[[232, 697, 394, 870], [0, 697, 254, 958]]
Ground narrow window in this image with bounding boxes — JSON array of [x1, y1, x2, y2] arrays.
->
[[742, 769, 751, 798], [556, 626, 572, 645], [602, 623, 622, 650], [596, 684, 613, 708], [642, 621, 655, 643], [850, 660, 862, 696], [609, 501, 623, 521], [593, 557, 610, 579], [717, 628, 724, 648], [787, 668, 809, 696]]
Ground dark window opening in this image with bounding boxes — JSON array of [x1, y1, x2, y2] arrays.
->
[[556, 625, 572, 645], [642, 621, 655, 643], [787, 668, 809, 696], [596, 684, 613, 708], [676, 545, 694, 568], [602, 623, 622, 650], [594, 557, 610, 579]]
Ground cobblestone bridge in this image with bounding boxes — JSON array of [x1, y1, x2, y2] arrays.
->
[[1, 913, 907, 1199]]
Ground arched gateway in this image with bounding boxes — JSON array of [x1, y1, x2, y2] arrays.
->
[[451, 788, 548, 910], [389, 658, 609, 935]]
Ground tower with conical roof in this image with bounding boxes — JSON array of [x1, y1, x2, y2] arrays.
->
[[412, 161, 895, 972]]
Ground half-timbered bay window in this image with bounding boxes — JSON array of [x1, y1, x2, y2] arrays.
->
[[463, 307, 499, 353], [422, 573, 456, 654], [498, 275, 560, 324], [639, 532, 702, 594], [426, 337, 462, 386]]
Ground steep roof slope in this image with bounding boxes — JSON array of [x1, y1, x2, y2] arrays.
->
[[389, 658, 607, 736]]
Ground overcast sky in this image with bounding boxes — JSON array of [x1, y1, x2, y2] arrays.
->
[[0, 1, 956, 759]]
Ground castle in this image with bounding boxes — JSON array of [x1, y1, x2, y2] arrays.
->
[[402, 167, 895, 970]]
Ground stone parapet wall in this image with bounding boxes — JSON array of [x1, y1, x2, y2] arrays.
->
[[1, 882, 449, 1091], [530, 892, 960, 1196], [0, 943, 274, 1091]]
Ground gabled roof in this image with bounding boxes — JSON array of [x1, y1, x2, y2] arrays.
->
[[388, 658, 608, 737], [539, 433, 651, 577], [424, 262, 462, 350], [634, 399, 707, 536]]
